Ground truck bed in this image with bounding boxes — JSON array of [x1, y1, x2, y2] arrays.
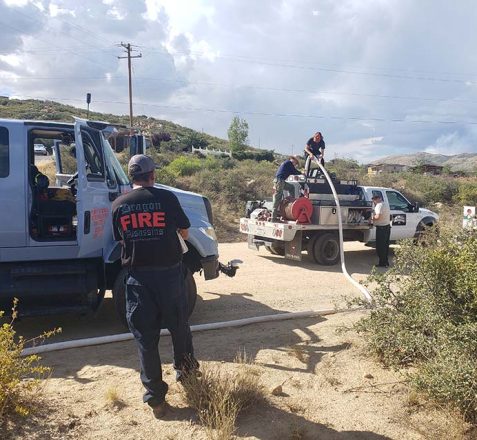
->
[[239, 217, 371, 242]]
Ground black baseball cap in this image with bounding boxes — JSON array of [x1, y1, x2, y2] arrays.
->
[[128, 154, 159, 177]]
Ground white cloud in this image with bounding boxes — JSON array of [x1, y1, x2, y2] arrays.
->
[[4, 0, 30, 6], [49, 3, 75, 17], [0, 54, 22, 67], [0, 0, 477, 162]]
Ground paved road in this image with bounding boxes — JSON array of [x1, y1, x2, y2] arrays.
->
[[14, 242, 389, 344]]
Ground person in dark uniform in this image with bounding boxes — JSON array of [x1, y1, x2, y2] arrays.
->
[[272, 156, 301, 221], [304, 131, 325, 177], [112, 154, 198, 418], [372, 194, 391, 267]]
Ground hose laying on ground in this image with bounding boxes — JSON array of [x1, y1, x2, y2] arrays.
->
[[21, 160, 372, 356], [312, 156, 374, 303], [21, 308, 354, 356]]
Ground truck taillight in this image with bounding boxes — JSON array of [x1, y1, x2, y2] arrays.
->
[[203, 197, 214, 225]]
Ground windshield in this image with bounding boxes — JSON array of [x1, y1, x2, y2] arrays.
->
[[102, 135, 130, 186]]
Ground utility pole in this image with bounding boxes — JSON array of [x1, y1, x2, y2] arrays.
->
[[117, 42, 142, 130]]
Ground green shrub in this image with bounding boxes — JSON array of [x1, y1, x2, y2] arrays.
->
[[355, 228, 477, 421], [167, 156, 203, 177], [232, 150, 274, 162], [0, 301, 60, 425], [454, 182, 477, 206]]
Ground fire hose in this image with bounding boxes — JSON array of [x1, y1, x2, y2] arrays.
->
[[312, 155, 374, 303], [21, 157, 372, 356]]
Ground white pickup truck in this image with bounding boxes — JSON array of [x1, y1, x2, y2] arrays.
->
[[360, 185, 438, 243], [240, 177, 438, 265]]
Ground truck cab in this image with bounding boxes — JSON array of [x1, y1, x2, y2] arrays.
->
[[0, 118, 225, 321], [361, 186, 439, 243]]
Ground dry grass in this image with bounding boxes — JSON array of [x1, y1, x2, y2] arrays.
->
[[181, 358, 265, 440], [104, 386, 126, 409], [287, 345, 309, 364]]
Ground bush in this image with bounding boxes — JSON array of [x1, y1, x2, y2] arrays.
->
[[181, 356, 264, 439], [0, 301, 59, 425], [232, 150, 274, 162], [454, 182, 477, 206], [355, 228, 477, 421], [167, 156, 203, 177]]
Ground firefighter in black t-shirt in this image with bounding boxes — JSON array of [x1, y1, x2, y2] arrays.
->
[[112, 154, 199, 418], [304, 131, 325, 177]]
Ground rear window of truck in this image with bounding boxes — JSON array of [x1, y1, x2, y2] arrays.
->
[[0, 126, 8, 177]]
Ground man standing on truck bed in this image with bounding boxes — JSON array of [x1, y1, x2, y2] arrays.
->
[[304, 131, 325, 177], [272, 156, 301, 221], [372, 194, 391, 267], [112, 154, 198, 418]]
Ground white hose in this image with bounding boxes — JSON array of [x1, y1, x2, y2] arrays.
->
[[21, 308, 348, 356], [313, 156, 374, 303], [20, 161, 372, 356]]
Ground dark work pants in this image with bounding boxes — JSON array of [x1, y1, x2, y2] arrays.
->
[[126, 263, 196, 406], [376, 225, 391, 266]]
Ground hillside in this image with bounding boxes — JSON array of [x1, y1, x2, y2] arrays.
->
[[0, 97, 230, 151], [371, 152, 477, 172]]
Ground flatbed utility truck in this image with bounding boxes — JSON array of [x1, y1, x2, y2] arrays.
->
[[240, 172, 438, 265]]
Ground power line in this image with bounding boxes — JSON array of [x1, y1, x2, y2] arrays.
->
[[139, 47, 477, 85], [9, 4, 112, 52], [0, 20, 114, 72], [15, 95, 477, 126], [3, 73, 477, 104]]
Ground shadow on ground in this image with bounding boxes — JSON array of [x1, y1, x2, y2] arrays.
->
[[257, 245, 395, 274]]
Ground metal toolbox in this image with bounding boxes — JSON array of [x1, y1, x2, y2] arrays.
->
[[313, 206, 349, 225]]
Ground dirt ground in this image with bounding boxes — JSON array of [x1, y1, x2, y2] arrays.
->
[[9, 243, 469, 439]]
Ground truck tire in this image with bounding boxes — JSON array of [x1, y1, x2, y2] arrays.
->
[[264, 242, 285, 256], [183, 265, 198, 317], [307, 232, 340, 265], [112, 266, 198, 329], [414, 220, 435, 244]]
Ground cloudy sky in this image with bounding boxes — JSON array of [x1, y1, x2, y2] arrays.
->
[[1, 0, 477, 162]]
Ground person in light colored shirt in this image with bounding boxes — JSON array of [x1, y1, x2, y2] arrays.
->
[[372, 194, 391, 267]]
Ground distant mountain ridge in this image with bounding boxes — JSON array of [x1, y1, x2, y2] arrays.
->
[[370, 152, 477, 172]]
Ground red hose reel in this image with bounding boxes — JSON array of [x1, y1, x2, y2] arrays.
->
[[280, 197, 313, 224]]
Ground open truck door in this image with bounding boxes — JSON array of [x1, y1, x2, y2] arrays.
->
[[74, 119, 120, 258]]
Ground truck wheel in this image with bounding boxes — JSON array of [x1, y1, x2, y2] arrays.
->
[[414, 221, 435, 245], [265, 243, 285, 256], [183, 265, 197, 317], [112, 266, 198, 329], [307, 232, 340, 265]]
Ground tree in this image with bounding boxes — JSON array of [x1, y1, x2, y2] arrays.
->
[[227, 116, 249, 152], [151, 131, 171, 151], [181, 132, 208, 152]]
